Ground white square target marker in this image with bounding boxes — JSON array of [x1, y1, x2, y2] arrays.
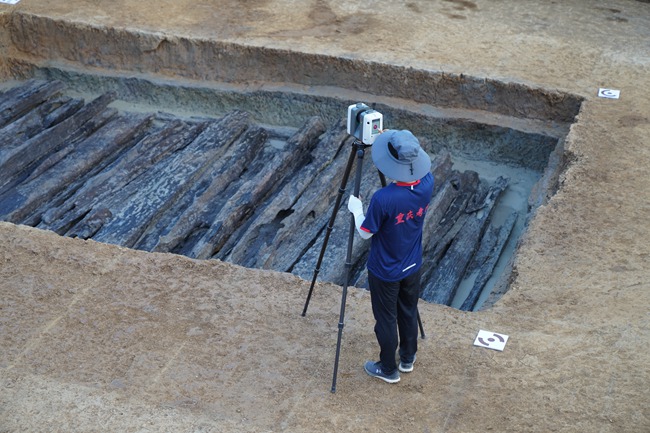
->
[[598, 88, 620, 99], [0, 0, 21, 4], [474, 329, 509, 351]]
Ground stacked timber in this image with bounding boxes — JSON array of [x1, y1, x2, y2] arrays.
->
[[421, 175, 510, 306], [0, 79, 519, 310], [218, 119, 352, 268]]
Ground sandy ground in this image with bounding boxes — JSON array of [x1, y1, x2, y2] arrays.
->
[[1, 1, 649, 432]]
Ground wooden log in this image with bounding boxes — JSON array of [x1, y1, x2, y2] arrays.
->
[[6, 97, 105, 187], [42, 97, 86, 129], [422, 181, 459, 247], [0, 113, 153, 224], [421, 176, 509, 305], [0, 80, 65, 129], [134, 127, 260, 252], [0, 92, 117, 192], [0, 95, 81, 149], [420, 170, 479, 285], [430, 172, 480, 249], [145, 125, 269, 253], [40, 119, 206, 234], [10, 108, 120, 222], [431, 151, 454, 192], [241, 134, 354, 273], [289, 147, 386, 286], [221, 120, 349, 267], [19, 108, 118, 187], [80, 111, 251, 246], [187, 116, 327, 259], [420, 153, 455, 246], [459, 210, 517, 311]]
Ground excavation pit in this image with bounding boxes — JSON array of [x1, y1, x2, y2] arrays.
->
[[0, 13, 587, 310], [0, 66, 582, 311], [0, 11, 583, 310]]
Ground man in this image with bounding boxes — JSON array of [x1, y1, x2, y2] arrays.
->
[[348, 129, 433, 384]]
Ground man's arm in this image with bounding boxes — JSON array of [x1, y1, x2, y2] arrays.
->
[[347, 195, 373, 240]]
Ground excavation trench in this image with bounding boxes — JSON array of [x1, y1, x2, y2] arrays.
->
[[0, 17, 582, 310], [0, 72, 580, 311]]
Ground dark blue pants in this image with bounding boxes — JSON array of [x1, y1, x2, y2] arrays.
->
[[368, 269, 421, 375]]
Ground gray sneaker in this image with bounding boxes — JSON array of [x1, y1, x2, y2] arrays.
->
[[364, 361, 400, 383], [398, 354, 416, 373]]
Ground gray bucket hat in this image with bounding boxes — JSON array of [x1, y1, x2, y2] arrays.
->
[[371, 130, 431, 182]]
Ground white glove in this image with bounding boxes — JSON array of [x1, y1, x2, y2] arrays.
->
[[347, 195, 372, 239], [348, 194, 363, 217]]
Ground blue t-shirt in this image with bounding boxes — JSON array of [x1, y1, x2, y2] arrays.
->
[[361, 172, 434, 282]]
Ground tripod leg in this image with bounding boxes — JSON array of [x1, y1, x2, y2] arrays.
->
[[301, 144, 357, 317], [331, 144, 367, 393], [417, 312, 426, 339], [378, 170, 426, 340]]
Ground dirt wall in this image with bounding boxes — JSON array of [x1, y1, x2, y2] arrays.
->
[[3, 13, 582, 122]]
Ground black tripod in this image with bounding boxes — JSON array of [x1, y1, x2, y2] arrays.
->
[[301, 138, 425, 393]]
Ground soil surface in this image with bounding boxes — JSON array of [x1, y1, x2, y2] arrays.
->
[[1, 1, 649, 432]]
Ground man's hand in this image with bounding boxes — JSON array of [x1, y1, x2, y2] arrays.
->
[[348, 194, 363, 217], [347, 195, 372, 239]]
